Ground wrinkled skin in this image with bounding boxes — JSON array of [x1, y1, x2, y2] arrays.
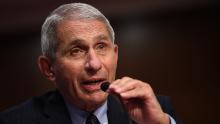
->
[[38, 19, 169, 124]]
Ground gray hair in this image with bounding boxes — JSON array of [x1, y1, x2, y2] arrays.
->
[[41, 3, 115, 60]]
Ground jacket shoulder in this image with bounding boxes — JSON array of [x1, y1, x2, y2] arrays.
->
[[0, 91, 57, 124]]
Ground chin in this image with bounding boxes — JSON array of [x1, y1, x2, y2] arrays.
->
[[83, 92, 108, 111], [90, 91, 108, 102]]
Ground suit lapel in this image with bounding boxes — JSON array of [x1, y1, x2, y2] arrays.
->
[[107, 95, 133, 124], [38, 91, 135, 124], [39, 91, 72, 124]]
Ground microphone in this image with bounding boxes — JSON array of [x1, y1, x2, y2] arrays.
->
[[101, 81, 110, 92]]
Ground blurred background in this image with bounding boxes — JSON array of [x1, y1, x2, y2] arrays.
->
[[0, 0, 219, 123]]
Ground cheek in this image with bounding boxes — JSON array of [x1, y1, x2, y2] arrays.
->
[[54, 61, 84, 84], [54, 62, 85, 95], [104, 57, 117, 76]]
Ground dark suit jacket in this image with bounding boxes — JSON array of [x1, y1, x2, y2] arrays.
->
[[0, 90, 181, 124]]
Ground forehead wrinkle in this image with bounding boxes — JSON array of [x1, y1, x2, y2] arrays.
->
[[57, 20, 112, 51], [66, 38, 87, 48], [59, 19, 108, 37]]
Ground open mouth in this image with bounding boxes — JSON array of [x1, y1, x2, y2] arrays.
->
[[82, 79, 105, 85], [81, 79, 106, 91]]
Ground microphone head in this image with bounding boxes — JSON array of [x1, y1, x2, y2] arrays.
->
[[101, 82, 110, 92]]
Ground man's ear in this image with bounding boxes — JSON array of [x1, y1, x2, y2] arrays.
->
[[38, 56, 55, 82]]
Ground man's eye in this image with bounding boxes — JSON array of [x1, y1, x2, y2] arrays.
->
[[96, 43, 109, 55], [70, 48, 85, 57], [96, 43, 106, 50]]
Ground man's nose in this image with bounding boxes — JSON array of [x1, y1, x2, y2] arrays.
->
[[85, 50, 102, 74]]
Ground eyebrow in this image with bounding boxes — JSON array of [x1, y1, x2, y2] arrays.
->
[[67, 39, 85, 47], [95, 34, 110, 41], [64, 34, 111, 49]]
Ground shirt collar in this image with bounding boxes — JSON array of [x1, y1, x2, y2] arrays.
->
[[64, 100, 108, 124], [93, 101, 108, 124]]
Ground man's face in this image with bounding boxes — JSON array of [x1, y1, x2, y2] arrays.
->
[[52, 19, 118, 111]]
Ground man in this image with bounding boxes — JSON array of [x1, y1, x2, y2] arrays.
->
[[0, 3, 181, 124]]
